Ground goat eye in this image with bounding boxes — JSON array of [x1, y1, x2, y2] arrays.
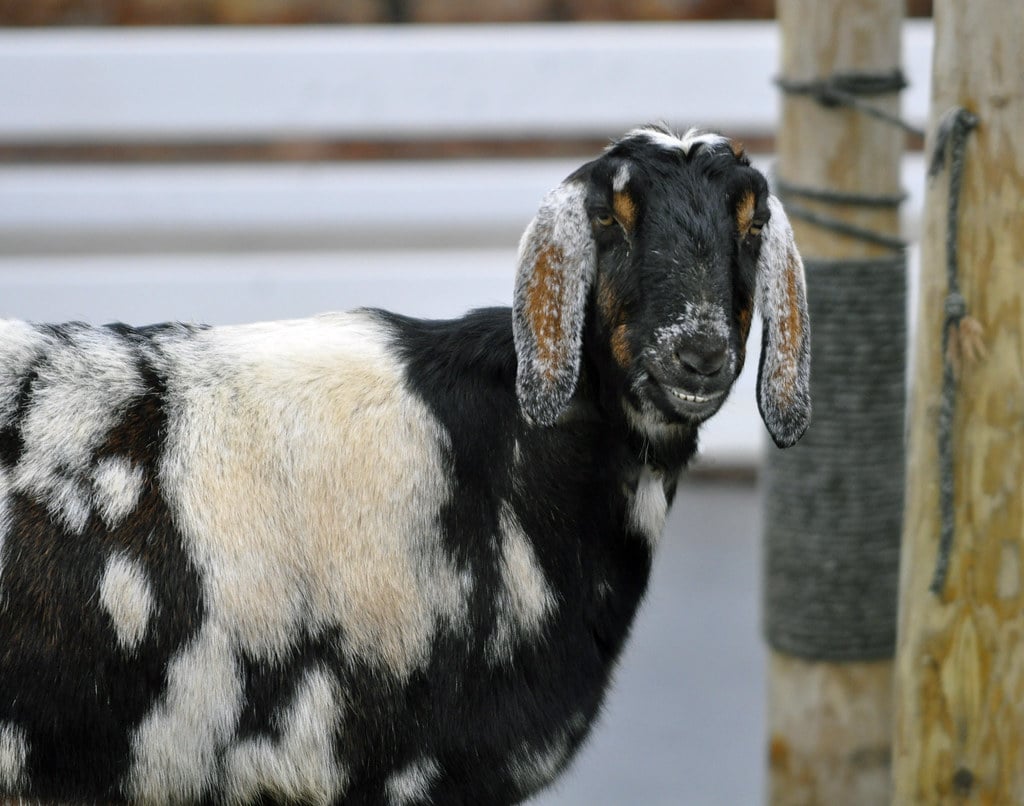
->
[[748, 219, 765, 236], [595, 213, 615, 227]]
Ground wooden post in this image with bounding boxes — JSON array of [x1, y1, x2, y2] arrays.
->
[[893, 1, 1024, 802], [766, 1, 903, 804]]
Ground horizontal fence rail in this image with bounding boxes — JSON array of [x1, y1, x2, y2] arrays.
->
[[0, 22, 933, 143], [0, 155, 927, 255]]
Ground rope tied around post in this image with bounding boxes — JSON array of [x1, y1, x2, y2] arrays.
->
[[764, 67, 912, 661], [774, 67, 920, 252], [771, 171, 909, 253], [775, 69, 925, 137], [930, 106, 982, 596]]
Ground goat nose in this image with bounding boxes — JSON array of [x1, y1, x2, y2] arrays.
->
[[675, 344, 728, 377]]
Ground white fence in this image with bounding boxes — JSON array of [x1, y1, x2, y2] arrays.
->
[[0, 21, 933, 466]]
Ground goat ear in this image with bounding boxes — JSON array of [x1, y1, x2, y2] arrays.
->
[[513, 178, 596, 426], [755, 195, 811, 448]]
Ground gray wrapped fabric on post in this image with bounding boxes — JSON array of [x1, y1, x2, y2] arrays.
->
[[763, 254, 906, 661]]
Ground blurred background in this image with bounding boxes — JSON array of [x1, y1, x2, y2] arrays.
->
[[0, 2, 932, 803], [0, 0, 932, 25]]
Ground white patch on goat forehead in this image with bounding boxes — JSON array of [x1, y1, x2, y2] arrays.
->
[[99, 552, 155, 651], [224, 668, 347, 804], [0, 723, 28, 790], [679, 127, 730, 153], [612, 163, 631, 192], [624, 126, 728, 155], [385, 757, 441, 805]]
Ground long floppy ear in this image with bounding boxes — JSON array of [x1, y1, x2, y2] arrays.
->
[[513, 177, 596, 426], [755, 195, 811, 448]]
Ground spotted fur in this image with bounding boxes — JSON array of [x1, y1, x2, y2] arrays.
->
[[755, 196, 812, 447], [0, 126, 807, 805]]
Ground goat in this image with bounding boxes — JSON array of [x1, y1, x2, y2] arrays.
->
[[0, 126, 809, 805]]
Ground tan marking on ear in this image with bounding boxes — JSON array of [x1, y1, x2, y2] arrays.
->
[[736, 190, 756, 236], [525, 246, 569, 382], [730, 139, 747, 159], [612, 190, 637, 232], [786, 259, 806, 346], [771, 264, 805, 406]]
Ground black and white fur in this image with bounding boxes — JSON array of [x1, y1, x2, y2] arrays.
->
[[0, 126, 809, 805]]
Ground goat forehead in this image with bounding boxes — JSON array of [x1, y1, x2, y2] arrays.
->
[[658, 205, 734, 272], [626, 170, 730, 237], [639, 211, 730, 273], [672, 173, 730, 214]]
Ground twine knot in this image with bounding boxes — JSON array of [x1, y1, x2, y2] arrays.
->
[[944, 292, 967, 322]]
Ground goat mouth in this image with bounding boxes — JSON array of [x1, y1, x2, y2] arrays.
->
[[650, 381, 727, 421], [630, 369, 730, 425], [664, 386, 724, 405]]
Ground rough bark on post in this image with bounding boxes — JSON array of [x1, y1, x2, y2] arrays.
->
[[765, 1, 904, 804], [893, 1, 1024, 802]]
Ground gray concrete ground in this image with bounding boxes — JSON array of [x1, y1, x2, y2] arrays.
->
[[533, 479, 765, 806]]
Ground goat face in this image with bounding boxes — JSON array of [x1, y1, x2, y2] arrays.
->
[[513, 126, 811, 448]]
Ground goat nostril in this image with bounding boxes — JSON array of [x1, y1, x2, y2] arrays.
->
[[675, 346, 727, 377]]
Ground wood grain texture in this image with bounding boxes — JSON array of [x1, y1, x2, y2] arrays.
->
[[769, 1, 902, 804], [768, 655, 894, 806], [894, 0, 1024, 802]]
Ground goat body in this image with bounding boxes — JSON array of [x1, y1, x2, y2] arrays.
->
[[0, 127, 809, 804]]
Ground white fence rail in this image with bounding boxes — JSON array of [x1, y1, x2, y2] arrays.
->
[[0, 22, 932, 142], [0, 21, 934, 466]]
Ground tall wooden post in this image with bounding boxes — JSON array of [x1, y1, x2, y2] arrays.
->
[[893, 1, 1024, 802], [766, 1, 904, 803]]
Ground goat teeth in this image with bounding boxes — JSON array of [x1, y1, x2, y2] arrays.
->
[[667, 387, 720, 404]]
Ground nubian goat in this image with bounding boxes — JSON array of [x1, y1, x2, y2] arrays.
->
[[0, 126, 809, 805]]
